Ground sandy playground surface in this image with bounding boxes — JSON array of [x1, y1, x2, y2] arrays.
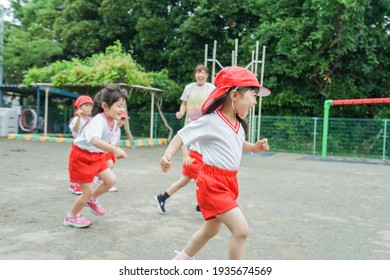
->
[[0, 138, 389, 260]]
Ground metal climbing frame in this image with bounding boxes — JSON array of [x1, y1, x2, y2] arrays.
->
[[204, 39, 268, 143]]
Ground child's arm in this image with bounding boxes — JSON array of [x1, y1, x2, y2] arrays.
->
[[181, 144, 194, 166], [72, 109, 83, 134], [243, 138, 269, 153], [160, 134, 184, 173], [91, 137, 128, 159]]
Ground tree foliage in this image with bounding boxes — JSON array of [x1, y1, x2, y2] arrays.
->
[[3, 0, 390, 117]]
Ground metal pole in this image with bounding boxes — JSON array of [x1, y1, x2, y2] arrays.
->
[[150, 92, 155, 139], [382, 119, 388, 160], [36, 88, 40, 133], [204, 44, 208, 66], [234, 39, 238, 66], [256, 45, 266, 140], [322, 100, 333, 159], [313, 117, 318, 155], [212, 40, 217, 83], [44, 86, 49, 135]]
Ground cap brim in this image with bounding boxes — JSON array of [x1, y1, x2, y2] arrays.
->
[[258, 87, 271, 97]]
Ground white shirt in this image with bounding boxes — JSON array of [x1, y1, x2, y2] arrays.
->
[[110, 127, 121, 146], [180, 82, 215, 125], [69, 116, 90, 138], [73, 113, 117, 153], [178, 111, 245, 170]]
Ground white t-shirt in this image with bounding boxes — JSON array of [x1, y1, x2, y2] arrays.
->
[[69, 116, 90, 138], [73, 113, 117, 153], [178, 110, 245, 170], [180, 82, 215, 125], [110, 128, 121, 146]]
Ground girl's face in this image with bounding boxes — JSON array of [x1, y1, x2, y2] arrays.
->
[[79, 102, 93, 116], [103, 98, 127, 122], [234, 90, 258, 118], [195, 70, 208, 86]]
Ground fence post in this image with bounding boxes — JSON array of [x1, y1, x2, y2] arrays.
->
[[312, 117, 318, 155], [383, 119, 388, 160], [321, 100, 333, 159]]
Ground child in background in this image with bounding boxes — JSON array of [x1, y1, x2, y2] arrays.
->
[[68, 95, 94, 195], [64, 85, 128, 228], [160, 66, 271, 259], [155, 64, 215, 214], [95, 111, 130, 192]]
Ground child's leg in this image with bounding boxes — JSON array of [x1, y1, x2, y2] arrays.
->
[[93, 168, 116, 198], [107, 159, 114, 170], [216, 207, 249, 260], [167, 175, 192, 196], [69, 182, 94, 215], [182, 218, 222, 257]]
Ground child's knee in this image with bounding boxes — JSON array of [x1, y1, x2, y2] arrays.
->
[[234, 225, 249, 240]]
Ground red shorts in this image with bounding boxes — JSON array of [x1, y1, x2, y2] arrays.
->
[[68, 143, 108, 183], [196, 164, 239, 220], [105, 152, 116, 164], [182, 150, 203, 180]]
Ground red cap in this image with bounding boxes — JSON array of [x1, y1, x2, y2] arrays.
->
[[75, 95, 94, 108], [201, 66, 271, 113], [121, 112, 131, 119]]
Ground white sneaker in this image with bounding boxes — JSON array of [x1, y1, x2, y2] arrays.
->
[[108, 186, 118, 192]]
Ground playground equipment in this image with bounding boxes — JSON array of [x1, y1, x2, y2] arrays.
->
[[204, 39, 270, 143], [322, 97, 390, 159]]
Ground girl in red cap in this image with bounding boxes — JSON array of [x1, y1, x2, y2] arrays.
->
[[160, 66, 271, 259], [64, 85, 128, 228], [68, 95, 94, 195]]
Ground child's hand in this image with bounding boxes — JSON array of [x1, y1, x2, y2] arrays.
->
[[114, 147, 127, 159], [160, 153, 172, 173], [254, 138, 269, 152], [182, 154, 194, 166], [76, 109, 83, 117]]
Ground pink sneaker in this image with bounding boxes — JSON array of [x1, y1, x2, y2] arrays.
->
[[63, 213, 91, 228], [87, 198, 105, 216], [69, 183, 82, 195]]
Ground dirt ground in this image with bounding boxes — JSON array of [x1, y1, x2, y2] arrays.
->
[[0, 138, 389, 260]]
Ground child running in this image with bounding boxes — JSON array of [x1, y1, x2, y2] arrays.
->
[[68, 95, 94, 195], [160, 66, 271, 259], [64, 85, 128, 228], [95, 111, 131, 192], [155, 64, 215, 214]]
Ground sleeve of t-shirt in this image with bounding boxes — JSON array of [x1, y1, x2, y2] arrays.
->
[[177, 115, 212, 146], [179, 84, 192, 102], [69, 117, 78, 138]]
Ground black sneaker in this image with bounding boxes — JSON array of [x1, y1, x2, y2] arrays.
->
[[155, 194, 166, 214], [195, 205, 201, 212]]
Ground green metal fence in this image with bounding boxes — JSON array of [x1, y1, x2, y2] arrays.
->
[[11, 106, 390, 160]]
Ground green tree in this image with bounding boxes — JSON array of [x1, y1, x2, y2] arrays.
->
[[253, 0, 390, 117]]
